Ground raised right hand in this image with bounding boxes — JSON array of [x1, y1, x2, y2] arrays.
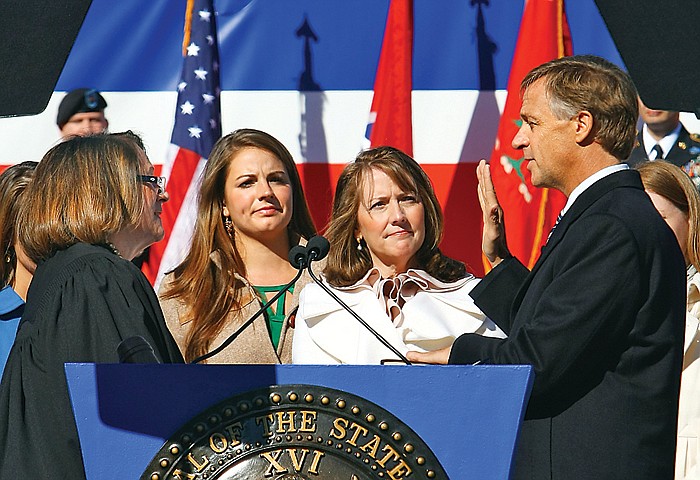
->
[[477, 160, 510, 267]]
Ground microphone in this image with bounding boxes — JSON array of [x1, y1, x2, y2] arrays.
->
[[288, 245, 309, 269], [117, 336, 160, 363], [190, 243, 308, 364], [304, 236, 412, 365], [306, 235, 330, 262]]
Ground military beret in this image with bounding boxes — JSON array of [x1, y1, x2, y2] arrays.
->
[[56, 88, 107, 128]]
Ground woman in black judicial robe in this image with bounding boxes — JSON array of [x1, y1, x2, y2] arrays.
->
[[0, 133, 183, 480]]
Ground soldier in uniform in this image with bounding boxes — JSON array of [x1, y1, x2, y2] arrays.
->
[[628, 97, 700, 187], [56, 88, 109, 138]]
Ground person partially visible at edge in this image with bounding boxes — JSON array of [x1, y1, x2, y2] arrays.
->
[[637, 161, 700, 480], [408, 55, 686, 479], [57, 88, 109, 138], [0, 161, 37, 377], [159, 129, 316, 364], [627, 98, 700, 187], [0, 133, 183, 480], [292, 146, 504, 364]]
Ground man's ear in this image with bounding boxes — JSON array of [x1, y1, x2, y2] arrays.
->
[[573, 110, 594, 143]]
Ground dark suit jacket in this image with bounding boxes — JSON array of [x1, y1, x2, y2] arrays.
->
[[450, 170, 686, 479], [627, 125, 700, 168]]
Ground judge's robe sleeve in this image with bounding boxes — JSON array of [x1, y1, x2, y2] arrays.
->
[[0, 252, 181, 480]]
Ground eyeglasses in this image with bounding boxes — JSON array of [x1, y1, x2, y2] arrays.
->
[[137, 175, 166, 195]]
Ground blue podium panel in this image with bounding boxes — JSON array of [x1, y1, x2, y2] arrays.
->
[[65, 364, 532, 479]]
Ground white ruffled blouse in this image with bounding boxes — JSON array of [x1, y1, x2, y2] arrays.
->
[[292, 268, 505, 364]]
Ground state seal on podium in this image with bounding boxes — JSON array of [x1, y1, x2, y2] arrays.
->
[[141, 385, 447, 479]]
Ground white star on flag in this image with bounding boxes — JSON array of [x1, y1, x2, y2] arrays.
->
[[180, 101, 195, 115], [143, 0, 222, 289], [186, 42, 200, 56], [188, 126, 203, 138], [194, 68, 208, 80]]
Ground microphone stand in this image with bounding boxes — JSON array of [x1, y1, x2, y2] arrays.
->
[[190, 237, 412, 366], [305, 260, 412, 365], [190, 265, 305, 364]]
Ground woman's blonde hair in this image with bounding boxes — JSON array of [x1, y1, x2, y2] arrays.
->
[[324, 146, 466, 286], [637, 161, 700, 270], [161, 129, 316, 362], [19, 132, 146, 264]]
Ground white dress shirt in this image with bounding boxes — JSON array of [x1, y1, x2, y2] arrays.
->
[[643, 123, 681, 160], [560, 163, 630, 218]]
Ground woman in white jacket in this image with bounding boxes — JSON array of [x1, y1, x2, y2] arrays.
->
[[638, 160, 700, 480], [293, 146, 504, 364]]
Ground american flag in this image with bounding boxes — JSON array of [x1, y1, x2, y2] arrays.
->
[[142, 0, 222, 288]]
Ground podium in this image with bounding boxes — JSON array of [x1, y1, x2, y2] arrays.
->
[[66, 363, 532, 479]]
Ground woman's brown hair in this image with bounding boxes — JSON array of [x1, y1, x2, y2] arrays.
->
[[0, 162, 37, 287], [324, 146, 466, 286], [160, 129, 316, 362], [18, 133, 146, 264], [637, 161, 700, 271]]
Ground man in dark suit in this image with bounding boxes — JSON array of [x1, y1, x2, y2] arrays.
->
[[408, 55, 686, 479], [627, 99, 700, 186]]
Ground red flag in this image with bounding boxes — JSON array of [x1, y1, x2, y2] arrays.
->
[[488, 0, 572, 270], [142, 0, 222, 287], [366, 0, 413, 156]]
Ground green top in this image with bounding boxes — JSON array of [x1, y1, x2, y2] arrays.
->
[[253, 284, 294, 350]]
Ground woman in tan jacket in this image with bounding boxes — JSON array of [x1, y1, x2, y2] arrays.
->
[[159, 129, 316, 363]]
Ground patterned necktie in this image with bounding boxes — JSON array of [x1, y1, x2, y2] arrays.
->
[[651, 144, 664, 160], [547, 211, 564, 242]]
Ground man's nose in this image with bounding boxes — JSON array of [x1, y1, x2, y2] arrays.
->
[[512, 124, 529, 150]]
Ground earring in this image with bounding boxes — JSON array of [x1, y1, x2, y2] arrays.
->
[[224, 216, 233, 238], [4, 246, 13, 264], [356, 237, 363, 251]]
